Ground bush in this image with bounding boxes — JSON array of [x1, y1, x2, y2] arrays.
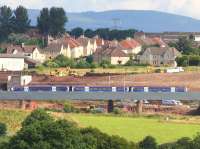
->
[[155, 69, 161, 73], [80, 127, 137, 149], [86, 55, 94, 64], [139, 136, 158, 149], [0, 48, 5, 53], [175, 137, 193, 149], [90, 63, 98, 69], [54, 55, 75, 67], [100, 59, 111, 68], [0, 122, 6, 136], [63, 102, 80, 113], [75, 59, 91, 68], [176, 55, 200, 66], [113, 108, 123, 115]]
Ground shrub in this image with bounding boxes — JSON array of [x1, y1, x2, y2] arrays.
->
[[175, 137, 193, 149], [113, 108, 123, 115], [75, 59, 91, 68], [100, 59, 111, 68], [176, 55, 200, 66], [86, 55, 94, 64], [90, 63, 98, 69], [63, 102, 78, 113], [0, 122, 6, 136], [0, 48, 5, 53], [54, 55, 75, 67], [81, 127, 137, 149], [139, 136, 158, 149], [155, 69, 161, 73]]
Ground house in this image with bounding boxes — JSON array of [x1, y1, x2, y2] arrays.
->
[[93, 45, 130, 65], [194, 35, 200, 42], [6, 44, 46, 63], [138, 47, 181, 67], [0, 54, 37, 71], [119, 38, 142, 56], [43, 36, 84, 59], [134, 31, 146, 40], [93, 35, 105, 48], [77, 35, 97, 56], [63, 37, 84, 58], [134, 32, 167, 48]]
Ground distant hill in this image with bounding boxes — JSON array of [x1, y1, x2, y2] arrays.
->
[[28, 9, 200, 32]]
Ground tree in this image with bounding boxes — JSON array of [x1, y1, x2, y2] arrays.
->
[[6, 110, 95, 149], [175, 137, 193, 149], [80, 127, 137, 149], [84, 29, 95, 38], [0, 122, 6, 136], [0, 6, 13, 41], [49, 7, 67, 37], [86, 55, 94, 64], [139, 136, 157, 149], [173, 37, 193, 54], [13, 6, 30, 33], [70, 27, 84, 38], [22, 109, 53, 127], [95, 28, 110, 40], [37, 8, 50, 35], [53, 54, 75, 67]]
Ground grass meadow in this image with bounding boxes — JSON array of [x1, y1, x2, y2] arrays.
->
[[0, 109, 200, 144]]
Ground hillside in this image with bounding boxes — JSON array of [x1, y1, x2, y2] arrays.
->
[[28, 9, 200, 32]]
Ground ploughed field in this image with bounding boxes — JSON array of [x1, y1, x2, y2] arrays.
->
[[32, 72, 200, 91], [1, 109, 200, 144]]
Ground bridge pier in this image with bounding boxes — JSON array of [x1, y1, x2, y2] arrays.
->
[[136, 100, 143, 114], [107, 100, 114, 113], [19, 100, 26, 109]]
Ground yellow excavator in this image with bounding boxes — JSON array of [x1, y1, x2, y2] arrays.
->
[[52, 67, 79, 77]]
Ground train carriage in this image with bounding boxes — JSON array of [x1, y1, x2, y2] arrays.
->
[[10, 85, 188, 93]]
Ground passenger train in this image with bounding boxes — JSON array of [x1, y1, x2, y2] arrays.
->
[[10, 85, 188, 93]]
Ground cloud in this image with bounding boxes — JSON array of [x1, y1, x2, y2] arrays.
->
[[0, 0, 200, 19]]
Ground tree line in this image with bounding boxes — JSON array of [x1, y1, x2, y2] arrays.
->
[[69, 27, 138, 40], [0, 5, 67, 42]]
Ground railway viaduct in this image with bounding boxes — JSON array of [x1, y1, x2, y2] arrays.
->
[[1, 92, 200, 113]]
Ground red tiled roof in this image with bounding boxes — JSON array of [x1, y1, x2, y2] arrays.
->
[[96, 39, 104, 46], [136, 37, 167, 47], [63, 37, 81, 48], [6, 45, 37, 54], [94, 45, 128, 58], [151, 37, 167, 46], [120, 39, 141, 49]]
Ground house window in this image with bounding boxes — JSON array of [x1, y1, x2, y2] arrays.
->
[[118, 60, 122, 65]]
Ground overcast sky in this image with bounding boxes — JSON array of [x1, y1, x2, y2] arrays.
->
[[0, 0, 200, 19]]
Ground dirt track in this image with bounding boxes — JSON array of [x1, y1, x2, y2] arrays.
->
[[31, 72, 200, 91]]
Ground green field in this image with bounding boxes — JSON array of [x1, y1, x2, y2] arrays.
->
[[66, 114, 200, 144], [0, 110, 200, 144]]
